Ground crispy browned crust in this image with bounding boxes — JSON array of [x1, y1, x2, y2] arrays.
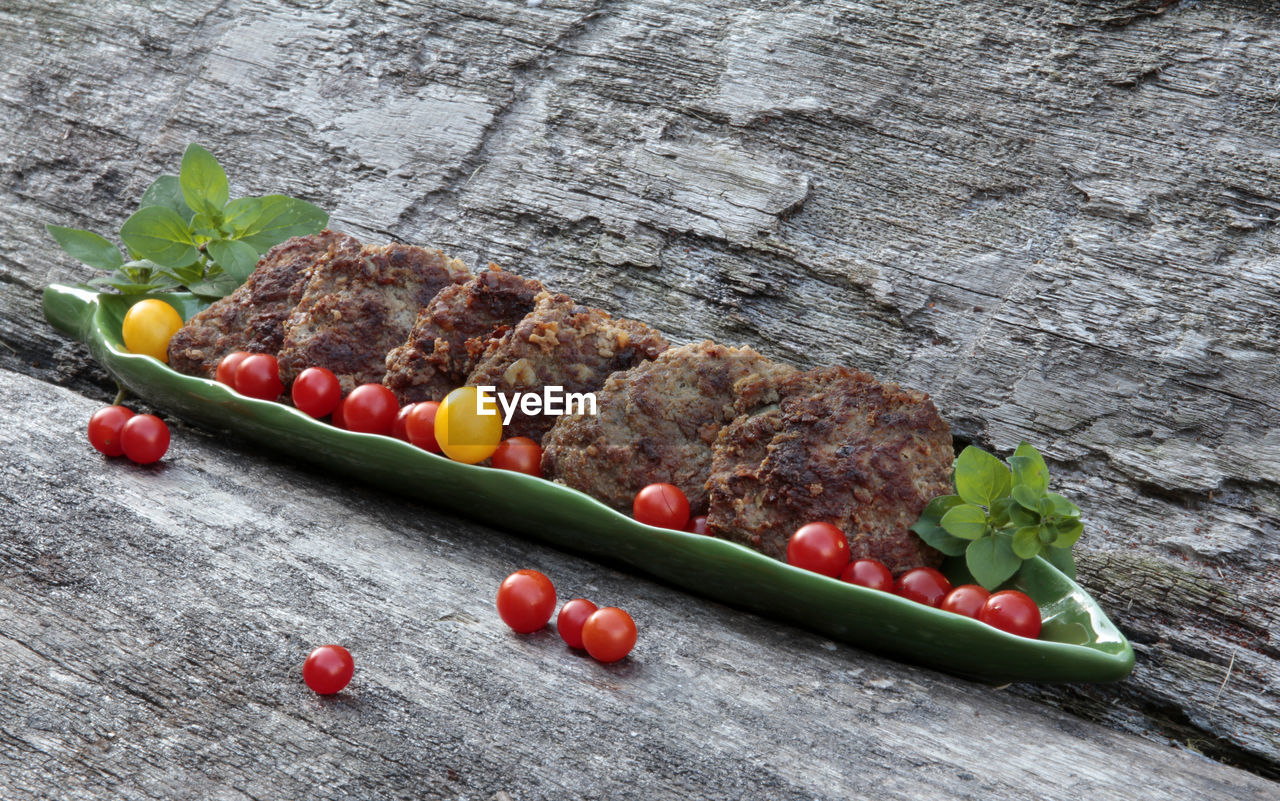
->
[[277, 243, 470, 392], [166, 230, 361, 378], [465, 291, 669, 442], [541, 341, 797, 513], [382, 266, 544, 404], [706, 366, 952, 574]]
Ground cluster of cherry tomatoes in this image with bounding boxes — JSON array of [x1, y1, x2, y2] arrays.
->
[[783, 521, 1042, 638], [87, 405, 170, 464], [213, 351, 546, 475], [496, 569, 638, 663]]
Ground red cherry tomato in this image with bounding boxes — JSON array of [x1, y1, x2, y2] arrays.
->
[[941, 584, 991, 618], [302, 644, 354, 695], [496, 570, 557, 633], [391, 404, 414, 441], [291, 367, 342, 418], [686, 515, 709, 536], [216, 351, 250, 387], [556, 598, 598, 650], [581, 606, 637, 663], [979, 590, 1042, 638], [331, 398, 347, 429], [787, 522, 850, 577], [492, 436, 543, 477], [87, 405, 135, 457], [236, 353, 283, 401], [894, 567, 953, 608], [120, 414, 169, 464], [840, 558, 894, 591], [633, 483, 690, 530], [343, 384, 398, 435], [405, 401, 441, 451]]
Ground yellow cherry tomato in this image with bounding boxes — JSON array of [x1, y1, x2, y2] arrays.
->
[[436, 386, 503, 464], [121, 299, 184, 363]]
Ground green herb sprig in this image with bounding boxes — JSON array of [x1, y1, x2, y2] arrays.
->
[[48, 144, 327, 298], [912, 442, 1082, 589]]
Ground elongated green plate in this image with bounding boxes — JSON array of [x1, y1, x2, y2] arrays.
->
[[44, 283, 1133, 683]]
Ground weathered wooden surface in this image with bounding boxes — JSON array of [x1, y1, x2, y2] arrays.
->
[[3, 369, 1274, 801], [2, 0, 1279, 793]]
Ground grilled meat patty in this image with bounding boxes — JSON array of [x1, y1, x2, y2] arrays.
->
[[382, 267, 544, 404], [167, 230, 360, 378], [542, 341, 796, 513], [706, 366, 952, 573], [465, 291, 669, 442], [278, 242, 469, 392]]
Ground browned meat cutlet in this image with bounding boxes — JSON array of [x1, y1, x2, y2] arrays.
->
[[465, 291, 669, 442], [382, 267, 544, 404], [278, 242, 470, 392], [166, 230, 361, 378], [706, 366, 952, 574], [541, 341, 796, 514]]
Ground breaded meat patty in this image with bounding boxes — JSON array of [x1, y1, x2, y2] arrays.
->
[[167, 230, 360, 378], [706, 366, 952, 573], [465, 291, 668, 442], [277, 242, 469, 392], [541, 341, 796, 513], [382, 267, 544, 404]]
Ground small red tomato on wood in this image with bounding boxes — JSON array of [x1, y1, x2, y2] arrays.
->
[[496, 570, 557, 633], [88, 405, 135, 457], [292, 367, 342, 418], [492, 436, 543, 477], [581, 606, 637, 663], [556, 598, 598, 650], [894, 567, 953, 608], [391, 404, 414, 441], [331, 398, 347, 429], [686, 515, 709, 536], [787, 522, 850, 577], [303, 644, 354, 695], [979, 590, 1042, 639], [120, 414, 169, 464], [633, 483, 690, 530], [236, 353, 283, 401], [405, 401, 441, 451], [343, 384, 398, 435], [941, 584, 991, 618], [839, 558, 893, 592], [215, 351, 250, 387]]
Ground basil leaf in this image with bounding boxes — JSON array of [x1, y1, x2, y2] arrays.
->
[[1051, 519, 1084, 548], [911, 495, 968, 556], [235, 194, 327, 252], [207, 238, 261, 282], [940, 503, 989, 540], [1008, 502, 1039, 527], [966, 533, 1021, 590], [1009, 441, 1050, 493], [46, 225, 124, 271], [139, 174, 195, 224], [222, 196, 263, 236], [120, 206, 198, 268], [1043, 545, 1077, 579], [1011, 483, 1044, 511], [180, 143, 230, 218], [1046, 492, 1081, 518], [989, 497, 1014, 528], [954, 446, 1011, 507], [186, 272, 241, 299], [1011, 526, 1042, 559]]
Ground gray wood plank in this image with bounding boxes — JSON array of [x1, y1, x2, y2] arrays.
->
[[2, 368, 1273, 801]]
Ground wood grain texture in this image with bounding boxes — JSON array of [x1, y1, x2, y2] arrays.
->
[[1, 0, 1278, 789], [2, 368, 1274, 801]]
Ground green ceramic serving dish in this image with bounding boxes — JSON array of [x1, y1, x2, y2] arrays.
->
[[43, 284, 1134, 683]]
